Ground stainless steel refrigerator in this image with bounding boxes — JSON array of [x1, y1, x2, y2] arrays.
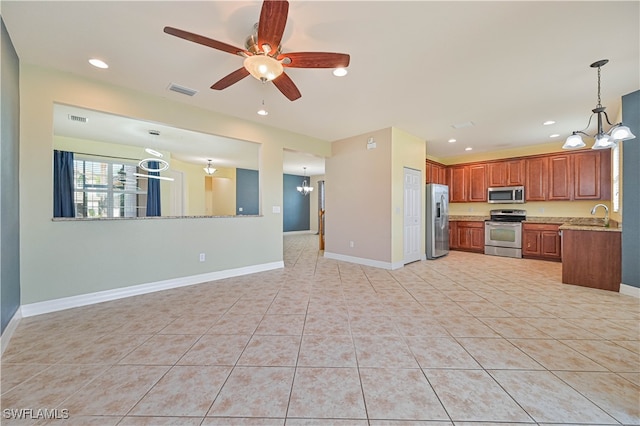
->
[[426, 183, 449, 259]]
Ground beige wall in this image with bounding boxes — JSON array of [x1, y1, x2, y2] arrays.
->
[[325, 128, 393, 263], [325, 127, 425, 267], [19, 64, 330, 305]]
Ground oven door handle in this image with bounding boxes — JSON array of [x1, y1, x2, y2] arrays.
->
[[486, 222, 521, 227]]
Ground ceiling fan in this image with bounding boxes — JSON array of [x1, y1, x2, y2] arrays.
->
[[164, 0, 350, 101]]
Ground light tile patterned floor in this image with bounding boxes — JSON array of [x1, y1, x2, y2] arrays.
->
[[1, 233, 639, 425]]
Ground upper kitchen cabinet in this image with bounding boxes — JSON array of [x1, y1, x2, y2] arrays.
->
[[487, 159, 525, 187], [425, 160, 447, 185], [525, 157, 548, 201], [448, 165, 467, 202], [468, 164, 487, 202], [442, 148, 610, 203], [547, 154, 572, 200], [524, 150, 610, 202], [446, 163, 486, 202], [574, 150, 611, 200]]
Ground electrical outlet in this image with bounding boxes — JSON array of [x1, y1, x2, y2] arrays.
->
[[349, 241, 355, 248], [199, 253, 205, 262]]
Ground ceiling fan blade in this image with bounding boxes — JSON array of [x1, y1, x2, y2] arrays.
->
[[272, 72, 301, 101], [164, 26, 246, 56], [278, 52, 350, 68], [257, 0, 289, 52], [211, 67, 250, 90]]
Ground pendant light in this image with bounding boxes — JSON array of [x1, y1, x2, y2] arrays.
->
[[296, 167, 314, 196], [203, 159, 217, 175], [563, 59, 636, 150]]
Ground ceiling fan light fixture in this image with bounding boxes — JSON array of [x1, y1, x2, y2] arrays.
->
[[244, 54, 283, 82], [257, 99, 269, 116]]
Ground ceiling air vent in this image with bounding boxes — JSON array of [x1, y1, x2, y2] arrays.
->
[[168, 83, 198, 97], [68, 114, 88, 123]]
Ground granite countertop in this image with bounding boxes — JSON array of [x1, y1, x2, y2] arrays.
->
[[525, 216, 621, 232], [448, 215, 621, 232], [449, 215, 489, 221]]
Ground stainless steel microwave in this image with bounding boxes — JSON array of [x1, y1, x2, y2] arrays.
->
[[487, 186, 525, 204]]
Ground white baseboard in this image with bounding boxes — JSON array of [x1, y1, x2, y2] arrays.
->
[[20, 261, 284, 318], [1, 308, 23, 356], [323, 252, 403, 270], [620, 283, 640, 298]]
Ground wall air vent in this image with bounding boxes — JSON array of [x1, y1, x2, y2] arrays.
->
[[68, 114, 88, 123], [168, 83, 198, 97]]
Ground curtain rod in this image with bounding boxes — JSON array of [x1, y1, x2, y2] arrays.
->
[[65, 150, 142, 162]]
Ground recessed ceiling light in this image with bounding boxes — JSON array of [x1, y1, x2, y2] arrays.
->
[[550, 134, 560, 138], [448, 139, 457, 143], [332, 68, 348, 77], [257, 108, 268, 116], [543, 120, 556, 126], [88, 58, 109, 69], [465, 147, 473, 151]]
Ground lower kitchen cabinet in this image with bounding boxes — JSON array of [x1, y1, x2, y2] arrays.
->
[[449, 221, 458, 249], [522, 223, 562, 261], [453, 221, 484, 253]]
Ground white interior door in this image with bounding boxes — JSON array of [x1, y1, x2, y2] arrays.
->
[[403, 167, 422, 264]]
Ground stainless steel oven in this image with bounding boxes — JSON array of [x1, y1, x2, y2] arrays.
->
[[484, 209, 526, 258]]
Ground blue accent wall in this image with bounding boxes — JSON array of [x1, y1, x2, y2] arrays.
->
[[621, 90, 639, 288], [236, 168, 259, 215], [283, 174, 311, 232], [1, 17, 21, 334]]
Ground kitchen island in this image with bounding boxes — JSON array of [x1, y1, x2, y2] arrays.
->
[[559, 222, 622, 292]]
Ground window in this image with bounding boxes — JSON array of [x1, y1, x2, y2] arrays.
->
[[73, 157, 147, 218], [612, 143, 620, 213]]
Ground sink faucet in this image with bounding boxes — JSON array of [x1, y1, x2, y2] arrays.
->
[[591, 203, 610, 227]]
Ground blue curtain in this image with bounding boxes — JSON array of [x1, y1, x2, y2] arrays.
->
[[53, 150, 75, 217], [146, 161, 161, 216]]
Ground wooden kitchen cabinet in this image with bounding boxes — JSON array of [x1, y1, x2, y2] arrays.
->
[[446, 149, 610, 203], [573, 150, 611, 200], [547, 154, 572, 200], [454, 221, 484, 253], [522, 223, 562, 261], [487, 159, 525, 187], [448, 166, 467, 202], [449, 221, 458, 249], [468, 164, 487, 202], [525, 157, 548, 201], [426, 160, 447, 185]]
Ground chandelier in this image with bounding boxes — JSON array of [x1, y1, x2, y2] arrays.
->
[[296, 167, 314, 196], [203, 159, 217, 175], [563, 59, 635, 150]]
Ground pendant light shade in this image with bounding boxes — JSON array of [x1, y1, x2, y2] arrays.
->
[[562, 133, 586, 149]]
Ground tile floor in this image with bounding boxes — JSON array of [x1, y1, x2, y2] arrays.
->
[[1, 233, 639, 425]]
